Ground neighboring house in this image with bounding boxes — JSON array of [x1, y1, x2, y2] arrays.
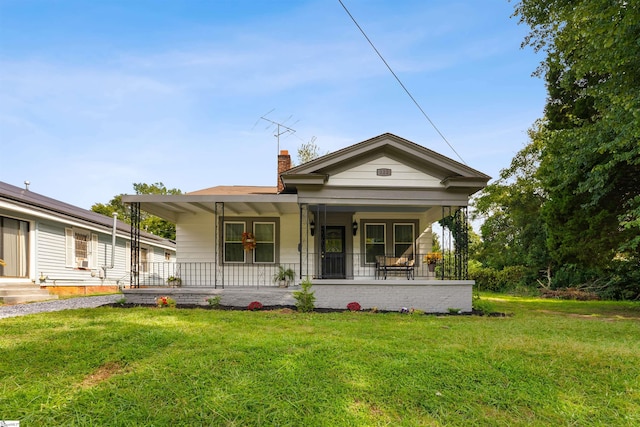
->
[[122, 133, 490, 312], [0, 181, 176, 302]]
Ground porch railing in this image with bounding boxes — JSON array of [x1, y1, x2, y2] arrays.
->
[[135, 251, 463, 288], [137, 261, 300, 288]]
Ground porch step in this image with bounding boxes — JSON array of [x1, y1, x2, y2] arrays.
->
[[0, 283, 58, 304]]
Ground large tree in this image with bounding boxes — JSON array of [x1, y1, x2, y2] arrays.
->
[[92, 182, 181, 240], [514, 0, 640, 265], [473, 128, 550, 272]]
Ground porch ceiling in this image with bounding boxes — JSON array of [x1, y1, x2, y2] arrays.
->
[[121, 194, 299, 222]]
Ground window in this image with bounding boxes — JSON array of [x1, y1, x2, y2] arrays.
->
[[365, 223, 386, 263], [254, 222, 275, 263], [0, 215, 30, 278], [222, 218, 279, 264], [140, 247, 149, 273], [394, 224, 415, 257], [362, 220, 418, 264], [65, 228, 98, 269], [224, 222, 245, 263]]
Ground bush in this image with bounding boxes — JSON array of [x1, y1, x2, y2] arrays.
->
[[206, 296, 221, 308], [247, 301, 263, 311], [470, 264, 533, 293], [472, 295, 496, 315], [600, 258, 640, 300], [156, 296, 176, 308], [346, 302, 361, 311], [293, 278, 315, 312]]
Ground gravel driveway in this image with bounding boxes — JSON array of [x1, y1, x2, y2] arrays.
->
[[0, 294, 123, 319]]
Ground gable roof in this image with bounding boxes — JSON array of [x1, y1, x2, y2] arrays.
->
[[0, 181, 174, 247], [280, 133, 490, 193]]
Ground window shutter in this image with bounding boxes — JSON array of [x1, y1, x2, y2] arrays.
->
[[90, 233, 99, 269], [65, 228, 74, 267]]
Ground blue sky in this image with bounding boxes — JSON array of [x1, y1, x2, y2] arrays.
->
[[1, 0, 546, 209]]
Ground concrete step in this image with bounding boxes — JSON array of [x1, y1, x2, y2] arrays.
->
[[1, 294, 58, 304], [0, 284, 58, 304]]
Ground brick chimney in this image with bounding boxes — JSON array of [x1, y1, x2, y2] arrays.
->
[[277, 150, 292, 193]]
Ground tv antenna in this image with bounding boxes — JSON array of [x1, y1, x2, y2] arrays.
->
[[258, 109, 298, 154]]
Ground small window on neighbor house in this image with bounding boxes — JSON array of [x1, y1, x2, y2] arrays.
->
[[365, 223, 386, 263], [394, 223, 414, 257], [140, 247, 149, 273], [65, 228, 97, 269], [224, 222, 245, 263], [253, 222, 275, 263]]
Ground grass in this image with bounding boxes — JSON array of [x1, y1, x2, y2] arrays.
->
[[1, 297, 639, 426]]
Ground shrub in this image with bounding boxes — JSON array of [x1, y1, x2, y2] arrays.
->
[[247, 301, 263, 311], [206, 296, 221, 308], [346, 302, 361, 311], [293, 278, 315, 312], [156, 296, 176, 308], [472, 296, 496, 315], [470, 264, 533, 293]]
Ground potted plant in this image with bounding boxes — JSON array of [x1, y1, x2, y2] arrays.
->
[[423, 252, 442, 272], [272, 266, 295, 288], [167, 276, 182, 287]]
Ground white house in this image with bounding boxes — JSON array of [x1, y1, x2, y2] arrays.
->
[[122, 133, 490, 312], [0, 181, 176, 303]]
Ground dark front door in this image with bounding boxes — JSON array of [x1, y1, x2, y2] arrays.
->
[[321, 226, 346, 279]]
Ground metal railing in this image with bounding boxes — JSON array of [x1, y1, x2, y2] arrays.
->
[[136, 251, 463, 288], [137, 261, 300, 288]]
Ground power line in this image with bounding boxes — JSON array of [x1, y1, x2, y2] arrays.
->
[[338, 0, 466, 164]]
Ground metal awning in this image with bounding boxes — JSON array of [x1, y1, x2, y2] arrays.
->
[[121, 194, 300, 222]]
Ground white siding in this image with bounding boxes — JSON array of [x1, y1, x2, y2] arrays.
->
[[176, 212, 215, 262], [328, 156, 443, 187], [278, 212, 300, 264]]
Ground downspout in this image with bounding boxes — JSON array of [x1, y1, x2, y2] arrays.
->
[[102, 212, 118, 278]]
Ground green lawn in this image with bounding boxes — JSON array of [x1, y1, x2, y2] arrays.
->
[[1, 297, 639, 426]]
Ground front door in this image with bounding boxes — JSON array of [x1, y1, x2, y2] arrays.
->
[[321, 226, 345, 279]]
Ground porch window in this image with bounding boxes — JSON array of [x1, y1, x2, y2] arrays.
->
[[394, 224, 415, 257], [65, 228, 98, 269], [0, 215, 29, 278], [365, 223, 386, 263], [221, 218, 280, 264], [224, 222, 245, 263], [253, 222, 275, 263]]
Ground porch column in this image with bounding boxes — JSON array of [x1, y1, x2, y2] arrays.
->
[[440, 206, 469, 280], [129, 202, 141, 289], [215, 202, 224, 288]]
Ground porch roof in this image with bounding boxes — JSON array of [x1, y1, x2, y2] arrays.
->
[[121, 193, 299, 223]]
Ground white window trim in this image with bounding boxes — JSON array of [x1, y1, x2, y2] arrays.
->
[[65, 228, 98, 269]]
